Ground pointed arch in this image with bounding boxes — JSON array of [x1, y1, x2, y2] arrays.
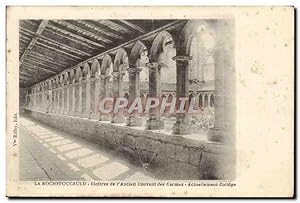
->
[[82, 63, 91, 80], [150, 31, 175, 62], [114, 48, 129, 72], [75, 66, 82, 82], [101, 54, 112, 76], [91, 59, 100, 78], [129, 40, 148, 66]]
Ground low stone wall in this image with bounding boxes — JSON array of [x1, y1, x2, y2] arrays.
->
[[26, 110, 234, 180]]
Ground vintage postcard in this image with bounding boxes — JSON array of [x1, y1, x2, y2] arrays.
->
[[6, 6, 294, 197]]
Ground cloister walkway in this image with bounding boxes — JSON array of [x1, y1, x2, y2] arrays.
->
[[19, 115, 155, 181]]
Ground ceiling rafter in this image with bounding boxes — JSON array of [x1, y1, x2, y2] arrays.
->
[[118, 20, 146, 33], [24, 57, 62, 70], [22, 63, 57, 74], [20, 27, 91, 57], [35, 42, 82, 60], [98, 20, 131, 33], [19, 20, 48, 65], [28, 53, 67, 68], [29, 51, 70, 67], [46, 23, 105, 49], [72, 20, 123, 40], [52, 20, 113, 44], [44, 27, 96, 50], [33, 45, 78, 62]]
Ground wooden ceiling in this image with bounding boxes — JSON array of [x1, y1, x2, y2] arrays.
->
[[19, 19, 177, 87]]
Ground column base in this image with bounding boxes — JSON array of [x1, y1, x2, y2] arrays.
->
[[90, 113, 99, 120], [99, 114, 111, 121], [145, 119, 164, 130], [126, 116, 143, 126], [208, 127, 224, 142], [172, 122, 192, 135], [111, 114, 125, 123], [74, 112, 81, 117], [82, 112, 91, 119]]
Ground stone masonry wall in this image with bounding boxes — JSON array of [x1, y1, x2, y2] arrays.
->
[[26, 110, 232, 180]]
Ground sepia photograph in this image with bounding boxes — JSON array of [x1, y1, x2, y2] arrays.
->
[[6, 6, 294, 197]]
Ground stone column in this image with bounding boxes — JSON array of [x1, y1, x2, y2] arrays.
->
[[208, 20, 235, 144], [99, 75, 111, 121], [83, 78, 91, 118], [90, 75, 100, 120], [208, 47, 225, 141], [75, 81, 82, 117], [111, 68, 126, 123], [47, 89, 51, 113], [126, 65, 143, 126], [60, 84, 64, 114], [71, 83, 76, 116], [65, 83, 69, 115], [145, 62, 164, 130], [172, 55, 193, 135]]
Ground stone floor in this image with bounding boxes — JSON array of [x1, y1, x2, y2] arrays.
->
[[19, 115, 155, 181]]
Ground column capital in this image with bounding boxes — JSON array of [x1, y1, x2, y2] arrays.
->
[[112, 71, 120, 79], [146, 62, 163, 70], [172, 55, 193, 61], [127, 66, 142, 74], [100, 75, 111, 80]]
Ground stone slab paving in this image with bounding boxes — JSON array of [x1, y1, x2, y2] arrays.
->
[[19, 115, 155, 181]]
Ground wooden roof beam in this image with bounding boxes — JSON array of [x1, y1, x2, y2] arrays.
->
[[46, 23, 105, 49], [24, 57, 62, 70], [20, 27, 91, 57], [118, 20, 146, 33], [54, 20, 113, 44], [28, 53, 67, 68], [35, 42, 82, 60], [71, 20, 123, 40], [19, 20, 48, 65], [22, 64, 57, 74]]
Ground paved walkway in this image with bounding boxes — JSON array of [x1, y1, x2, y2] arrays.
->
[[19, 115, 155, 181]]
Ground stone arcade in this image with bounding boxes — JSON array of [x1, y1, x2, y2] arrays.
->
[[20, 19, 235, 179]]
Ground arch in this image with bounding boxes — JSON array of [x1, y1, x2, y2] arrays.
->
[[82, 63, 90, 80], [114, 48, 129, 72], [75, 66, 82, 82], [101, 54, 112, 76], [63, 72, 69, 84], [129, 40, 148, 66], [69, 69, 75, 83], [55, 76, 60, 87], [150, 31, 175, 62], [91, 59, 100, 78], [177, 20, 215, 56]]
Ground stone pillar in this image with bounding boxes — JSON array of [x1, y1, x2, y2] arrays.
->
[[90, 75, 100, 120], [60, 84, 64, 114], [65, 83, 69, 115], [208, 47, 225, 142], [126, 65, 143, 126], [208, 20, 235, 144], [47, 89, 51, 113], [111, 68, 126, 123], [75, 81, 82, 117], [145, 62, 164, 130], [71, 83, 76, 116], [172, 55, 193, 135], [99, 75, 111, 121], [83, 78, 91, 118]]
